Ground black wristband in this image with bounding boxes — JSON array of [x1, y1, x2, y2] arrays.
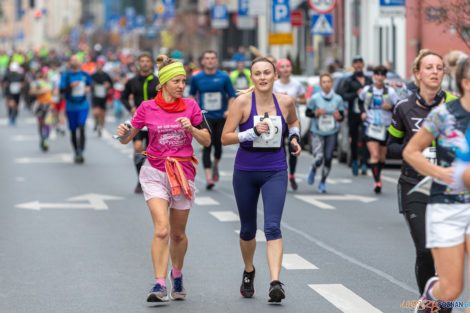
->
[[289, 134, 300, 144], [253, 126, 261, 136]]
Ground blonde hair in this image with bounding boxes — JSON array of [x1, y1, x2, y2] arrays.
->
[[412, 49, 443, 85], [237, 57, 276, 95], [155, 54, 180, 91]]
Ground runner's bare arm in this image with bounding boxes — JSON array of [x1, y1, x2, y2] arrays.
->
[[403, 127, 453, 184], [283, 96, 301, 156], [175, 117, 211, 147], [221, 94, 258, 145]]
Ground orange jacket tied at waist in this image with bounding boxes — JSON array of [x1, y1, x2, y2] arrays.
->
[[143, 152, 198, 200]]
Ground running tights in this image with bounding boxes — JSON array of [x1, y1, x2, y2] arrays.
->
[[203, 118, 225, 169], [70, 126, 85, 153], [310, 133, 337, 183], [348, 116, 368, 165], [233, 169, 287, 241], [398, 181, 435, 294]]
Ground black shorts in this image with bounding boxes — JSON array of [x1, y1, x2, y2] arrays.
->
[[365, 133, 388, 146], [92, 98, 107, 110], [133, 130, 149, 143], [7, 94, 20, 104]]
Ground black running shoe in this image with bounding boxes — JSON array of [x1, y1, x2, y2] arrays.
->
[[135, 182, 143, 194], [289, 177, 298, 191], [268, 280, 285, 303], [240, 267, 255, 298], [206, 179, 215, 190]]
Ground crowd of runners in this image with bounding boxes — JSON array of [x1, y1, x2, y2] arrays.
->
[[3, 45, 470, 312]]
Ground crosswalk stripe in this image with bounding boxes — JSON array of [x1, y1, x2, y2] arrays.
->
[[308, 284, 383, 313], [282, 253, 318, 270], [235, 230, 266, 242], [209, 211, 240, 222], [195, 197, 220, 206]]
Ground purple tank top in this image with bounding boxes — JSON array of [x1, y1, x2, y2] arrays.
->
[[234, 92, 288, 171]]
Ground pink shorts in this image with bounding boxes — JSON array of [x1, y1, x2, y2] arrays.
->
[[139, 161, 195, 210]]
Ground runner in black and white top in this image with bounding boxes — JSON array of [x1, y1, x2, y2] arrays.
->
[[273, 58, 306, 191], [387, 50, 457, 307], [404, 56, 470, 313], [359, 65, 399, 193]]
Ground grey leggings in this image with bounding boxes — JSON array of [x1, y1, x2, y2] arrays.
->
[[310, 132, 338, 183]]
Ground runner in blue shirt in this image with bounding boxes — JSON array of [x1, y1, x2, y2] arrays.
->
[[190, 50, 236, 189], [59, 55, 93, 163]]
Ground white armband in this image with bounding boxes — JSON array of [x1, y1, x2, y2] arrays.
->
[[289, 126, 300, 138], [238, 128, 259, 143], [453, 160, 470, 191]]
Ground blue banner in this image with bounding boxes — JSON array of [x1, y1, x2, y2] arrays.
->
[[238, 0, 249, 17], [163, 0, 175, 18]]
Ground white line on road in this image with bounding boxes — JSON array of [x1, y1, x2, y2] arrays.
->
[[282, 253, 318, 270], [235, 229, 266, 242], [198, 176, 417, 294], [209, 211, 240, 222], [194, 197, 220, 206], [15, 153, 73, 164], [309, 284, 383, 313], [381, 175, 398, 184], [294, 194, 377, 210]]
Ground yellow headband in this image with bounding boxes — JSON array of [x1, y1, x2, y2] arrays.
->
[[158, 62, 186, 86]]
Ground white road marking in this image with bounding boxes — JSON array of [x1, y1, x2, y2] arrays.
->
[[16, 193, 123, 211], [294, 194, 377, 210], [11, 135, 37, 141], [381, 175, 398, 184], [0, 117, 36, 125], [235, 229, 266, 242], [194, 197, 220, 206], [309, 284, 383, 313], [209, 211, 240, 222], [15, 177, 25, 182], [15, 153, 73, 164], [295, 174, 352, 184], [282, 253, 318, 270]]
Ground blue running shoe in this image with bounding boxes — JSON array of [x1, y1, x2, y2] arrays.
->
[[352, 160, 358, 176], [361, 164, 367, 175], [318, 182, 326, 193], [147, 283, 169, 302], [307, 167, 315, 185], [169, 271, 186, 300]]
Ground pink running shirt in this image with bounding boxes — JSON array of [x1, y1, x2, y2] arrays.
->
[[131, 98, 203, 181]]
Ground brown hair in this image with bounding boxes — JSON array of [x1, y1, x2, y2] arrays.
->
[[138, 52, 153, 62], [237, 57, 276, 95], [202, 50, 218, 58], [155, 54, 180, 91], [319, 73, 332, 81], [456, 56, 470, 96], [412, 49, 443, 73], [373, 65, 388, 75]]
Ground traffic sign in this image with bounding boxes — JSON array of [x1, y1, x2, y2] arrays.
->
[[268, 32, 294, 45], [291, 10, 304, 27], [379, 0, 406, 17], [211, 5, 229, 29], [308, 0, 337, 14], [311, 14, 333, 36], [272, 0, 290, 24]]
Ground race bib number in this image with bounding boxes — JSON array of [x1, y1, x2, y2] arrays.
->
[[94, 84, 107, 98], [253, 115, 283, 148], [72, 81, 86, 97], [114, 82, 124, 91], [203, 92, 222, 111], [235, 76, 248, 90], [366, 124, 387, 141], [9, 82, 21, 94], [423, 147, 437, 165], [318, 115, 335, 132]]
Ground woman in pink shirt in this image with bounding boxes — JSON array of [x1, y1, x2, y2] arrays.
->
[[117, 55, 211, 303]]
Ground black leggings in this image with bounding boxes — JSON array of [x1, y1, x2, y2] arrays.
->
[[398, 181, 435, 294], [70, 126, 86, 153], [203, 118, 225, 169], [348, 115, 368, 165]]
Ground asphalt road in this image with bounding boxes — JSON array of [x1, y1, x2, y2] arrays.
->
[[1, 102, 467, 313]]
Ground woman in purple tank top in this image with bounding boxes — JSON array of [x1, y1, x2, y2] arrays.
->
[[221, 57, 301, 303]]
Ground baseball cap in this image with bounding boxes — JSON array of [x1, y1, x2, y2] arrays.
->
[[352, 55, 364, 63]]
